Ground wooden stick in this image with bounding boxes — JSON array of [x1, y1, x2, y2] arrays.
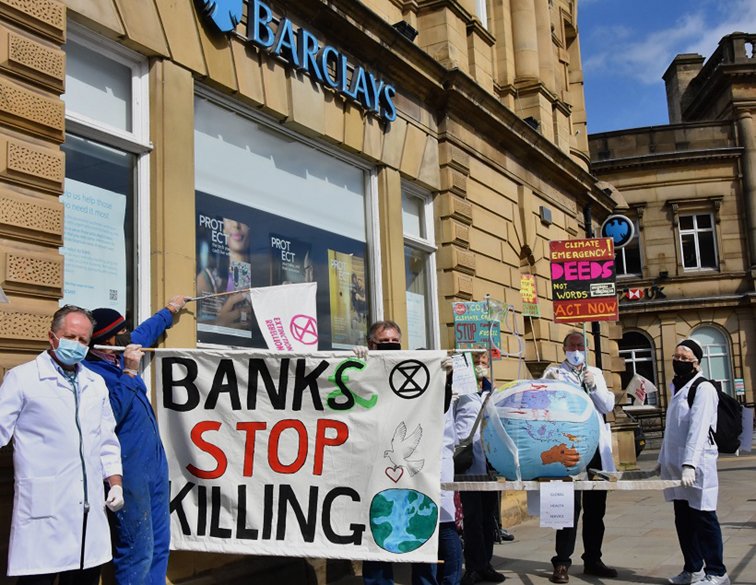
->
[[186, 288, 252, 302], [93, 345, 157, 353]]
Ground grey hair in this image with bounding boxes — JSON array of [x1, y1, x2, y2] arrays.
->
[[51, 305, 96, 332], [367, 320, 402, 342]]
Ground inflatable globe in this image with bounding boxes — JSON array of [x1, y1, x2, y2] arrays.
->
[[481, 379, 601, 480]]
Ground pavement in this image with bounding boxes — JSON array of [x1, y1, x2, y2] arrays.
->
[[333, 444, 756, 585]]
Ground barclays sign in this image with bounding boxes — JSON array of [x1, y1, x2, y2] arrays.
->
[[196, 0, 398, 122]]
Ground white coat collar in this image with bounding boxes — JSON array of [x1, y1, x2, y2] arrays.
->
[[35, 351, 98, 385], [670, 371, 704, 399]]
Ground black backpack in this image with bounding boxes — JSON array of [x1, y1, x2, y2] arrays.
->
[[687, 377, 743, 454]]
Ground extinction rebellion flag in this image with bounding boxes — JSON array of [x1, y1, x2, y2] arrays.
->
[[158, 350, 445, 561]]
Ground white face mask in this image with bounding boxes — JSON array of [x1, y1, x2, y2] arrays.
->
[[474, 365, 489, 380], [566, 350, 585, 367]]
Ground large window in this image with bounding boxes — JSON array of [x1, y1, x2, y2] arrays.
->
[[618, 331, 658, 405], [194, 93, 375, 349], [691, 326, 734, 396], [616, 221, 642, 277], [402, 186, 438, 350], [61, 26, 150, 322], [679, 213, 717, 270]]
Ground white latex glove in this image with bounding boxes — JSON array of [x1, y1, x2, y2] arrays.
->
[[582, 370, 596, 391], [681, 466, 696, 487], [353, 346, 369, 360], [441, 356, 453, 373], [105, 485, 124, 512]]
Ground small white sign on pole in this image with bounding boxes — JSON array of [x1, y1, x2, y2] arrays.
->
[[451, 353, 478, 396], [540, 481, 574, 529]]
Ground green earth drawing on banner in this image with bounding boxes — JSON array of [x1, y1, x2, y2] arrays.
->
[[369, 489, 438, 553]]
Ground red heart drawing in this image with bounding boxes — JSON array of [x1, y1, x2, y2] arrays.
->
[[385, 466, 404, 483]]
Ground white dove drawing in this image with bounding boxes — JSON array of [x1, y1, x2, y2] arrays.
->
[[384, 422, 424, 477]]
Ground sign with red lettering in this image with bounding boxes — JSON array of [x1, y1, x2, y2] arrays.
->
[[549, 238, 618, 323], [158, 350, 445, 561]]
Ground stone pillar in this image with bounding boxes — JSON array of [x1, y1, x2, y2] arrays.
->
[[510, 0, 539, 81], [534, 0, 555, 94], [735, 111, 756, 278], [662, 54, 704, 124]]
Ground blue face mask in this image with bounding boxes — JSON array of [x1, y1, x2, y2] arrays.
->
[[52, 334, 89, 366]]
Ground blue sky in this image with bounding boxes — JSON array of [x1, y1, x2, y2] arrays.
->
[[578, 0, 756, 134]]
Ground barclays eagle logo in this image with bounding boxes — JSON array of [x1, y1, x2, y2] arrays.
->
[[196, 0, 242, 33], [604, 219, 630, 243]]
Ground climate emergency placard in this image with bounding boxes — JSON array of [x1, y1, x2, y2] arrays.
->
[[158, 349, 444, 561], [549, 238, 618, 323]]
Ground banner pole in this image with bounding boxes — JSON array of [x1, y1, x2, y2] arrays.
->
[[186, 288, 253, 302]]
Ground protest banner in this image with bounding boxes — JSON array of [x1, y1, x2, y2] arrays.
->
[[549, 238, 618, 323], [158, 349, 445, 561], [249, 282, 319, 351], [452, 301, 502, 359]]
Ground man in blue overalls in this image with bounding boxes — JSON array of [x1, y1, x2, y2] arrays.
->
[[84, 295, 187, 585]]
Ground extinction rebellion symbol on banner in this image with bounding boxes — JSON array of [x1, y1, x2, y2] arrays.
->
[[195, 0, 398, 122]]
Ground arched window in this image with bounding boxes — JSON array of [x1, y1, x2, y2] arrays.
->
[[618, 331, 658, 405], [691, 326, 735, 396]]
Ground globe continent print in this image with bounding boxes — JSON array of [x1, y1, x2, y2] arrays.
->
[[369, 489, 438, 553], [482, 379, 601, 480]]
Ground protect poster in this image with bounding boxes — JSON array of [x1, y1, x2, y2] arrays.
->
[[328, 251, 368, 348], [195, 191, 367, 348]]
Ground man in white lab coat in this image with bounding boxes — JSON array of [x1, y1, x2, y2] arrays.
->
[[0, 305, 123, 585], [543, 331, 617, 584], [659, 339, 729, 585]]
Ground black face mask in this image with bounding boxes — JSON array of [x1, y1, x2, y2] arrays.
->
[[376, 342, 401, 351], [672, 359, 696, 377], [115, 332, 132, 347]]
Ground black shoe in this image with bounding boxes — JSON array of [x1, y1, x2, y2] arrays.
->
[[461, 570, 482, 585], [498, 527, 515, 542], [584, 561, 618, 578], [550, 564, 569, 584], [479, 565, 506, 582]]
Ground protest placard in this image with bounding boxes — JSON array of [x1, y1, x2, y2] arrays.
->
[[158, 349, 445, 561], [549, 238, 618, 323], [452, 301, 502, 359]]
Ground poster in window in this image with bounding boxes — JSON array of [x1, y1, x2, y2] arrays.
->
[[196, 191, 367, 348], [269, 233, 313, 285], [328, 250, 368, 348], [195, 212, 254, 340], [60, 178, 127, 314]]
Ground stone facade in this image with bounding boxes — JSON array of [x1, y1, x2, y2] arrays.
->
[[0, 0, 628, 582], [589, 33, 756, 410]]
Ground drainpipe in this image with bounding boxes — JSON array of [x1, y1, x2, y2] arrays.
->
[[582, 202, 603, 369]]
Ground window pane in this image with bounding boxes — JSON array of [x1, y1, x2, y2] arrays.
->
[[402, 194, 424, 239], [65, 41, 132, 132], [696, 214, 712, 229], [624, 243, 642, 274], [679, 215, 694, 230], [194, 97, 369, 349], [698, 231, 717, 267], [681, 234, 697, 268], [405, 246, 429, 350], [61, 135, 134, 316]]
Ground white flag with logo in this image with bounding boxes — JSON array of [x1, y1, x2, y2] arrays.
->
[[249, 282, 318, 351], [625, 373, 657, 404]]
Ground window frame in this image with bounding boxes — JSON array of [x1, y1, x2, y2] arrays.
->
[[618, 330, 658, 406], [64, 23, 152, 328], [678, 212, 718, 271], [193, 85, 383, 347], [691, 325, 735, 396], [402, 183, 439, 349], [615, 219, 642, 278]]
